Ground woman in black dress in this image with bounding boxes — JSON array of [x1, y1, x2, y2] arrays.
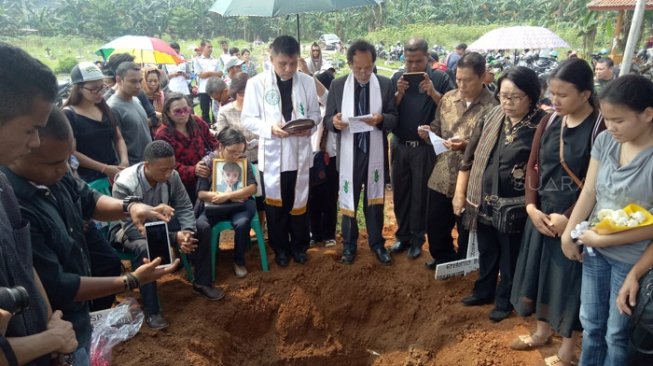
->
[[453, 66, 545, 322], [63, 62, 128, 182], [509, 59, 604, 366]]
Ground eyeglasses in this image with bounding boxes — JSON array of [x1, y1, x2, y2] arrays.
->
[[498, 94, 527, 104], [82, 85, 107, 94], [171, 106, 192, 116], [223, 147, 244, 157]]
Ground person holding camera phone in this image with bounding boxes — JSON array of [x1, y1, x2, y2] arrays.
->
[[3, 109, 181, 364], [0, 42, 79, 366], [113, 140, 223, 330], [389, 38, 454, 262]]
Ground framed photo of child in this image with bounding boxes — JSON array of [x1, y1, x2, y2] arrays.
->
[[212, 158, 248, 193]]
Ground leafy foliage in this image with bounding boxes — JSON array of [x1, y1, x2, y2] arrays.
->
[[0, 0, 632, 55]]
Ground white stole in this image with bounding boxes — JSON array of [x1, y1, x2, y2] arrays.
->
[[339, 73, 384, 217], [260, 68, 311, 215]]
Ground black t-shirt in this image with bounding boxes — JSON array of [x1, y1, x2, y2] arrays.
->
[[391, 68, 454, 141], [64, 108, 118, 182], [276, 74, 293, 122]]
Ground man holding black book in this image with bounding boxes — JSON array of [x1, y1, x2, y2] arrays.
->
[[242, 35, 321, 267]]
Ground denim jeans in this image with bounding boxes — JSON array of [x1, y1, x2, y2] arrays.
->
[[579, 249, 633, 366]]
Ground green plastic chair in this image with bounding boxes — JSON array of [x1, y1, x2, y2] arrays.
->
[[88, 177, 111, 195], [210, 211, 269, 281]]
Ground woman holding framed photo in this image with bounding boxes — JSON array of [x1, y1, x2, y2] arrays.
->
[[196, 127, 257, 278]]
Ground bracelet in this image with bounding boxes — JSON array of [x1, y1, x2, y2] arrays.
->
[[122, 275, 129, 292], [126, 273, 140, 290], [101, 164, 107, 174], [0, 336, 18, 366]]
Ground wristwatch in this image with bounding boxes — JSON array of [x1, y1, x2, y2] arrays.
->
[[122, 196, 143, 216]]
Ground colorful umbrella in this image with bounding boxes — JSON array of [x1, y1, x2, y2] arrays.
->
[[95, 35, 182, 65], [468, 26, 570, 51]]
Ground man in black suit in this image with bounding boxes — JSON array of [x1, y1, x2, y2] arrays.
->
[[324, 40, 398, 265]]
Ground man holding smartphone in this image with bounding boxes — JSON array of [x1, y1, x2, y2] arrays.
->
[[389, 38, 454, 261], [113, 140, 223, 330], [3, 108, 179, 363]]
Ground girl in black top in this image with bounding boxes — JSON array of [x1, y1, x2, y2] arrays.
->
[[63, 63, 128, 182]]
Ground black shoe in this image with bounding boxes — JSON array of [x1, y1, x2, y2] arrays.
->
[[489, 308, 512, 322], [291, 251, 308, 264], [389, 241, 409, 253], [340, 248, 356, 265], [145, 314, 169, 330], [425, 259, 437, 270], [461, 295, 494, 306], [373, 247, 392, 265], [407, 244, 422, 259], [275, 252, 289, 267], [193, 284, 225, 301]]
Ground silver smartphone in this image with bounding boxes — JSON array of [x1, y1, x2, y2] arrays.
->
[[144, 221, 174, 269]]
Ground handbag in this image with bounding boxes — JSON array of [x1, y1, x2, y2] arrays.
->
[[478, 150, 527, 235], [204, 202, 247, 218], [630, 268, 653, 354], [310, 151, 328, 187]]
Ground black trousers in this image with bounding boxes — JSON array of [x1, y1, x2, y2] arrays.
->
[[341, 148, 385, 252], [426, 188, 469, 261], [392, 143, 435, 246], [261, 170, 310, 256], [473, 221, 522, 310], [86, 224, 121, 311], [198, 93, 212, 124], [309, 156, 338, 242]]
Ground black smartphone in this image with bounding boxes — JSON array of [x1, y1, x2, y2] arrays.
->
[[145, 221, 173, 268], [403, 72, 426, 94]]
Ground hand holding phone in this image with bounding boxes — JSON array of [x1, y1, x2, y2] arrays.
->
[[145, 221, 174, 269]]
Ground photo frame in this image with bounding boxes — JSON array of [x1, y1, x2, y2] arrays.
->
[[212, 158, 248, 193]]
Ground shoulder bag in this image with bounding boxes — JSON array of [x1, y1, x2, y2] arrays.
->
[[630, 268, 653, 354]]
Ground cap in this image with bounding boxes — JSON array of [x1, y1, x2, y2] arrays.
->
[[70, 62, 104, 84], [225, 56, 244, 71]]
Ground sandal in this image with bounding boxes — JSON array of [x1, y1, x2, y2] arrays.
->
[[542, 353, 578, 366], [509, 333, 552, 350]]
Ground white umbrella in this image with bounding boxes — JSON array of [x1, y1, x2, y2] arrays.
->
[[468, 26, 570, 51]]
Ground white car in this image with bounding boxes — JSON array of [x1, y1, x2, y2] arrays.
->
[[319, 34, 341, 51]]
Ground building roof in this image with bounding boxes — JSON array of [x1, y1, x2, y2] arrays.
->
[[587, 0, 653, 11]]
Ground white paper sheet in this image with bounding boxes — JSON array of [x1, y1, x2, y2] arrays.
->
[[428, 131, 449, 155], [346, 114, 374, 133]]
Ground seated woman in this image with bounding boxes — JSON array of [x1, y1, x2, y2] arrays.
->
[[196, 127, 257, 278], [63, 62, 129, 182], [155, 92, 217, 202]]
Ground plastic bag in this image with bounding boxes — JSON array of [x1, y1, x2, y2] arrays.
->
[[90, 297, 144, 366]]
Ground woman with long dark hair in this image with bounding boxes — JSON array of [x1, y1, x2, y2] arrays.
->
[[154, 93, 217, 202], [63, 62, 128, 182], [510, 59, 605, 365]]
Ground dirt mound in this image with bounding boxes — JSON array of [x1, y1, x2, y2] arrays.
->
[[112, 195, 563, 365], [112, 245, 565, 366]]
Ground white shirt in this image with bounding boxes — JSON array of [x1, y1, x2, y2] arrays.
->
[[242, 71, 321, 172], [193, 56, 220, 93], [165, 62, 190, 95]]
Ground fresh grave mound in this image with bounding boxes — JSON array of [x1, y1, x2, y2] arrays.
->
[[112, 242, 566, 366]]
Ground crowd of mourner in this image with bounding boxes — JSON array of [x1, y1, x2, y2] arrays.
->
[[0, 33, 652, 366]]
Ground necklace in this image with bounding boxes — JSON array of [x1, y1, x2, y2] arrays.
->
[[504, 109, 538, 145]]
